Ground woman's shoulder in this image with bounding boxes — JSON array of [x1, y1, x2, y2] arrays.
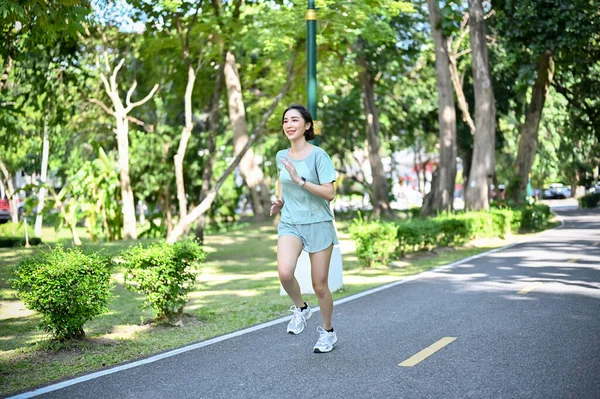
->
[[275, 149, 289, 159], [312, 146, 332, 159]]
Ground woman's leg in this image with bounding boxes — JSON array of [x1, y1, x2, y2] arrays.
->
[[277, 235, 305, 307], [309, 244, 334, 330]]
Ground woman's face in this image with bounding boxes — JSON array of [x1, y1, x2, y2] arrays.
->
[[282, 109, 310, 141]]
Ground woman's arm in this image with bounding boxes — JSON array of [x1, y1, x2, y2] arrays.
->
[[280, 157, 336, 201], [270, 179, 284, 216], [278, 179, 283, 202], [299, 181, 335, 202]]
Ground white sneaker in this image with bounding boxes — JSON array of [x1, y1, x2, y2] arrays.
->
[[287, 304, 312, 334], [313, 326, 337, 353]]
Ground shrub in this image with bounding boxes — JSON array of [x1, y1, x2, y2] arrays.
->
[[519, 204, 552, 231], [349, 219, 398, 267], [10, 245, 113, 340], [121, 240, 206, 319], [579, 193, 600, 208], [396, 219, 439, 255], [490, 209, 517, 235]]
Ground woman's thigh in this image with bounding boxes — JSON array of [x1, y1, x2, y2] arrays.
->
[[309, 244, 333, 285], [277, 235, 304, 276]]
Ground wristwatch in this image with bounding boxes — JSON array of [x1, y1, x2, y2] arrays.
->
[[297, 177, 306, 187]]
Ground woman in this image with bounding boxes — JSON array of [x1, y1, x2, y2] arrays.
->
[[270, 104, 339, 353]]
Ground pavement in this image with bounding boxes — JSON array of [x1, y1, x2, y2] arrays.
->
[[9, 205, 600, 399]]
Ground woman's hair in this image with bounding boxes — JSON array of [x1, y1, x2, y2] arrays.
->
[[281, 104, 315, 140]]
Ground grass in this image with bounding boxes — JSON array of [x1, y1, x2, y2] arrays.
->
[[0, 220, 525, 396]]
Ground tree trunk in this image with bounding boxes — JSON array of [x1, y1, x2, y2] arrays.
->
[[464, 0, 496, 211], [510, 50, 554, 204], [115, 116, 138, 240], [168, 48, 300, 243], [35, 117, 50, 236], [0, 159, 18, 223], [423, 0, 457, 216], [174, 64, 196, 231], [357, 49, 393, 219], [224, 51, 270, 221], [195, 60, 224, 242]]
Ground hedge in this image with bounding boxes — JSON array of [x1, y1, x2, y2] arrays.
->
[[350, 204, 553, 264]]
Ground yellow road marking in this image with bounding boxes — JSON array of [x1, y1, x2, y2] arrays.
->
[[518, 282, 542, 295], [567, 258, 579, 263], [399, 337, 457, 367]]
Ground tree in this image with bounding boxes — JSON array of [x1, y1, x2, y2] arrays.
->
[[167, 47, 300, 242], [494, 0, 600, 203], [91, 52, 159, 240], [464, 0, 496, 210], [422, 0, 457, 216], [355, 37, 393, 219]]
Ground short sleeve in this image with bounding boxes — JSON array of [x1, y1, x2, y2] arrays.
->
[[316, 150, 336, 185]]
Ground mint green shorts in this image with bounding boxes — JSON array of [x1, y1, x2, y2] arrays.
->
[[278, 220, 339, 253]]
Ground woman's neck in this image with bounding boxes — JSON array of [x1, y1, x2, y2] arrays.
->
[[290, 139, 312, 155]]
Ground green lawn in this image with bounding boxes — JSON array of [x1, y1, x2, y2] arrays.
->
[[0, 221, 516, 396]]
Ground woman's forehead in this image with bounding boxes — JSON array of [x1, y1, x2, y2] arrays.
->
[[283, 109, 303, 119]]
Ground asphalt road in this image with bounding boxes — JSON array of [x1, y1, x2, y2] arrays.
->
[[11, 208, 600, 399]]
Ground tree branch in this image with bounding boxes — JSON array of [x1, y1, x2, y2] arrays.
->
[[89, 98, 116, 116], [125, 80, 138, 106], [110, 58, 126, 92], [124, 84, 159, 113]]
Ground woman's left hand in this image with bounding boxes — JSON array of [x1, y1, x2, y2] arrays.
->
[[281, 158, 301, 184]]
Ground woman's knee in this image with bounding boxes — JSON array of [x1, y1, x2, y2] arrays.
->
[[312, 280, 329, 297], [278, 266, 296, 283]]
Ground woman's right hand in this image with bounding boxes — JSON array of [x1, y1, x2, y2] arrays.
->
[[270, 200, 284, 216]]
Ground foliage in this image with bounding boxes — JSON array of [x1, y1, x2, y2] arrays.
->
[[10, 245, 113, 340], [579, 193, 600, 209], [518, 203, 552, 231], [121, 240, 206, 320], [349, 217, 398, 267]]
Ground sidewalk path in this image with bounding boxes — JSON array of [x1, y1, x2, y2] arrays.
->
[[11, 209, 600, 399]]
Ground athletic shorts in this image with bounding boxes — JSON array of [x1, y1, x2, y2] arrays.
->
[[277, 220, 339, 253]]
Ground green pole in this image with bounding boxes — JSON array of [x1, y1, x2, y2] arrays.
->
[[306, 0, 317, 121]]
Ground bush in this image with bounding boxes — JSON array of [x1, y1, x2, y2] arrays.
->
[[519, 204, 552, 231], [121, 240, 206, 319], [10, 245, 113, 340], [491, 208, 518, 234], [579, 193, 600, 208], [0, 236, 42, 247], [349, 219, 398, 267], [396, 219, 439, 255]]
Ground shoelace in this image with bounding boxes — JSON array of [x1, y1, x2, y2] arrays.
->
[[289, 305, 306, 326], [315, 326, 331, 347]]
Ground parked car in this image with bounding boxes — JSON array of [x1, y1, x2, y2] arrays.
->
[[542, 183, 571, 199], [0, 198, 11, 224], [588, 182, 600, 194]]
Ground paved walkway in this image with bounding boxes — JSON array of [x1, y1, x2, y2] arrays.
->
[[11, 208, 600, 399]]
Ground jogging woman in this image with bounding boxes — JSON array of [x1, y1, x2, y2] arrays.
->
[[270, 104, 338, 353]]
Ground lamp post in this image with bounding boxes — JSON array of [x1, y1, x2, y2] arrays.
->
[[306, 0, 317, 121]]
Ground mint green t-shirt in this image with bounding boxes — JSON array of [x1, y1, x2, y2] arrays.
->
[[276, 146, 336, 225]]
